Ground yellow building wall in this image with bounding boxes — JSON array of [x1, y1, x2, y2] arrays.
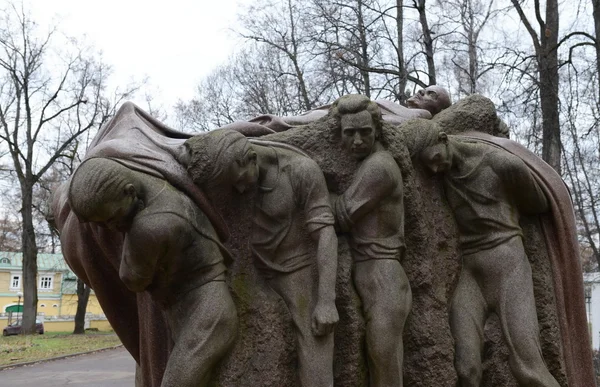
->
[[89, 319, 113, 331], [0, 272, 10, 290], [44, 320, 73, 332], [1, 295, 60, 316], [37, 272, 62, 294], [0, 271, 62, 293], [0, 294, 23, 311], [40, 319, 113, 332], [60, 294, 104, 316], [1, 294, 105, 318], [37, 301, 60, 317]]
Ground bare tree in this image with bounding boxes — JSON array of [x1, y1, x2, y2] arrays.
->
[[593, 0, 600, 105], [0, 214, 20, 252], [175, 45, 314, 130], [412, 0, 438, 85], [239, 0, 317, 110], [509, 0, 561, 172], [72, 278, 91, 334], [0, 3, 134, 334], [436, 0, 506, 96], [558, 0, 600, 271], [174, 64, 238, 132], [310, 0, 413, 99], [561, 75, 600, 270]]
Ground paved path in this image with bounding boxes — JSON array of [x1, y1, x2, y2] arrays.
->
[[0, 347, 135, 386]]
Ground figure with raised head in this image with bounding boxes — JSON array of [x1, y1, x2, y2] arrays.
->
[[68, 158, 238, 387], [184, 130, 339, 387], [406, 85, 452, 116], [415, 125, 560, 387], [330, 94, 412, 387]]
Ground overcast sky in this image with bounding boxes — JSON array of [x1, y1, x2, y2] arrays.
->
[[27, 0, 249, 113]]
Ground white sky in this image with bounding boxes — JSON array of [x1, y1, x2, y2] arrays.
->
[[26, 0, 249, 114]]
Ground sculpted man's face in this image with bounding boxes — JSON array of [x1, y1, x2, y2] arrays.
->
[[229, 148, 259, 194], [88, 185, 138, 232], [421, 142, 451, 174], [407, 86, 447, 115], [340, 110, 377, 160]]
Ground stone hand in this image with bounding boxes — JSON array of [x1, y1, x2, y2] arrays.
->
[[311, 301, 339, 337]]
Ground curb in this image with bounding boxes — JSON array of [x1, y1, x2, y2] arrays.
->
[[0, 344, 125, 372]]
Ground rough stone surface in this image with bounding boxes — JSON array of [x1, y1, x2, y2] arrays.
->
[[198, 96, 567, 386]]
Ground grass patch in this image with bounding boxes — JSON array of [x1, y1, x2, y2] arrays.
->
[[0, 331, 122, 366]]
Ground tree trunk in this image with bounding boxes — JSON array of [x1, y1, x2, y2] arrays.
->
[[357, 0, 371, 97], [593, 0, 600, 105], [73, 279, 91, 334], [415, 0, 437, 85], [20, 182, 38, 335], [396, 0, 408, 103], [286, 0, 312, 110], [539, 0, 561, 173], [467, 0, 478, 94], [510, 0, 561, 173]]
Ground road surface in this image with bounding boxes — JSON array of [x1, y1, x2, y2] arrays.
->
[[0, 347, 136, 386]]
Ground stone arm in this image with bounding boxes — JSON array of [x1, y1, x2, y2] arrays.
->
[[119, 213, 177, 292], [309, 225, 339, 336], [333, 155, 397, 232], [294, 158, 339, 336], [502, 155, 549, 215]]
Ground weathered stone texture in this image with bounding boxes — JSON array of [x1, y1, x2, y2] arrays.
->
[[200, 96, 566, 386]]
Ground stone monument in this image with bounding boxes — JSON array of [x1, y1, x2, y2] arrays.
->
[[52, 92, 594, 387]]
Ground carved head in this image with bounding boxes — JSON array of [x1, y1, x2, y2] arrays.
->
[[331, 94, 382, 160], [68, 158, 141, 231], [405, 119, 453, 174], [406, 85, 451, 116], [420, 132, 452, 173], [184, 129, 259, 193]]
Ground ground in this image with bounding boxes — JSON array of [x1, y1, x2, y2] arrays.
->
[[0, 347, 134, 386], [0, 331, 122, 367]]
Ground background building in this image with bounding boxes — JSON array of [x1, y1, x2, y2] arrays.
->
[[583, 272, 600, 350], [0, 251, 109, 332]]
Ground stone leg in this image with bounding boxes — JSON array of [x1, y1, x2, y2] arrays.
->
[[493, 238, 560, 387], [353, 259, 412, 387], [268, 266, 335, 387], [161, 281, 238, 387], [450, 266, 487, 387]]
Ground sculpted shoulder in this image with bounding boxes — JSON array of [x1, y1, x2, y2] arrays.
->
[[277, 147, 322, 174], [486, 147, 527, 175], [365, 149, 400, 175]]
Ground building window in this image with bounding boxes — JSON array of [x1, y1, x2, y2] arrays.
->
[[39, 275, 53, 291], [52, 304, 58, 308], [10, 274, 21, 290], [40, 304, 46, 307], [0, 257, 10, 264]]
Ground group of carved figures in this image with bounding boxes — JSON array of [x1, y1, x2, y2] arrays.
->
[[62, 89, 569, 387]]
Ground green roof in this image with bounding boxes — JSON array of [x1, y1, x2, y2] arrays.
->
[[61, 277, 79, 294], [0, 252, 71, 272], [0, 251, 91, 295]]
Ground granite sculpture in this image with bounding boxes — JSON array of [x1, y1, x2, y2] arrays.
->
[[414, 126, 560, 387], [330, 95, 411, 387], [52, 93, 594, 387], [184, 129, 339, 387], [67, 158, 238, 387]]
